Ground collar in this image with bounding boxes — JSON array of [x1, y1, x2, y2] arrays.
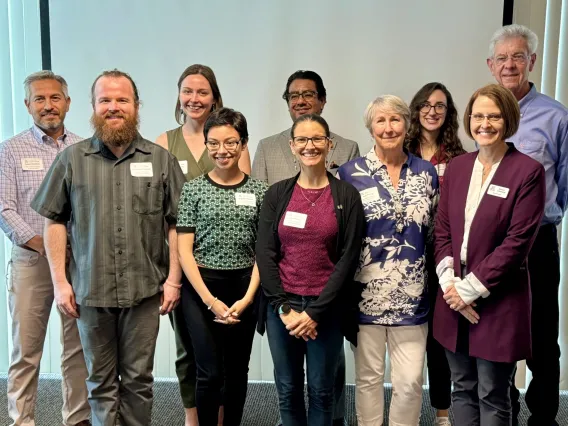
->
[[518, 82, 538, 112], [85, 133, 150, 157], [31, 124, 70, 146], [364, 146, 412, 174]]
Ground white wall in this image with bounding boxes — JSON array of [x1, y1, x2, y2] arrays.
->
[[6, 0, 505, 380]]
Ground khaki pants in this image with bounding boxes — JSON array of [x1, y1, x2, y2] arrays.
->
[[7, 245, 90, 426], [353, 323, 428, 426]]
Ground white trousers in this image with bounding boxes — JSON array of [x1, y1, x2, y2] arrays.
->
[[353, 323, 428, 426]]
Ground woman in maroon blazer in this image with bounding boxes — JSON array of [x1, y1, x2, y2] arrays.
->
[[433, 84, 545, 426]]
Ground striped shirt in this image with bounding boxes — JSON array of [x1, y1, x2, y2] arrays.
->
[[0, 125, 82, 244], [31, 135, 186, 308]]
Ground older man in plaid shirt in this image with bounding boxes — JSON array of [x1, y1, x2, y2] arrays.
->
[[0, 71, 90, 426]]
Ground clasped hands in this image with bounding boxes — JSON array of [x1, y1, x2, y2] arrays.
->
[[209, 297, 252, 325], [281, 310, 318, 341], [443, 284, 480, 324]]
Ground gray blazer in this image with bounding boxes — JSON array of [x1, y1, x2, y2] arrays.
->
[[252, 127, 360, 185]]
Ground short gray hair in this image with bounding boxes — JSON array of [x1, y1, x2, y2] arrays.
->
[[489, 24, 538, 58], [24, 71, 69, 101], [364, 95, 410, 132]]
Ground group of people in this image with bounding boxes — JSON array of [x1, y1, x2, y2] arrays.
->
[[0, 23, 566, 426]]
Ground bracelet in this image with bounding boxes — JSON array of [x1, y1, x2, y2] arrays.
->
[[164, 280, 182, 289], [207, 297, 218, 310]]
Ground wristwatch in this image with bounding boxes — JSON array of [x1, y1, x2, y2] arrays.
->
[[278, 303, 291, 315]]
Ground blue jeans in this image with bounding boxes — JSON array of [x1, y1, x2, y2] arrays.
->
[[266, 296, 343, 426]]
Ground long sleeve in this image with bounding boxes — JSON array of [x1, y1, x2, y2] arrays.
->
[[349, 141, 360, 161], [555, 115, 568, 215], [463, 165, 545, 301], [0, 144, 36, 244], [256, 184, 287, 309], [251, 139, 268, 182], [304, 186, 365, 323]]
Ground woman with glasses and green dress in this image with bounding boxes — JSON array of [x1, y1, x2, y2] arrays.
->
[[405, 82, 466, 426], [155, 64, 251, 426], [256, 113, 365, 426], [176, 108, 266, 426]]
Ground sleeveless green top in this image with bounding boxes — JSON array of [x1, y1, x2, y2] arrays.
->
[[166, 126, 215, 181]]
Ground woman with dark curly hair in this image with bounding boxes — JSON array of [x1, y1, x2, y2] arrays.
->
[[406, 82, 466, 426]]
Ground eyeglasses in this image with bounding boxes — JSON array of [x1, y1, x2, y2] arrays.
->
[[420, 102, 447, 114], [205, 138, 242, 151], [292, 136, 329, 147], [469, 113, 503, 122], [287, 91, 318, 103], [493, 53, 529, 66]]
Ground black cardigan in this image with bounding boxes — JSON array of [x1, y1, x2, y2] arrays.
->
[[255, 172, 365, 345]]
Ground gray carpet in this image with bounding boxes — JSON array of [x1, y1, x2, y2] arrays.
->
[[0, 374, 566, 425]]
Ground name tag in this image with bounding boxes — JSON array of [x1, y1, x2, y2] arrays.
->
[[21, 158, 44, 171], [487, 184, 509, 199], [130, 162, 153, 177], [178, 160, 188, 175], [283, 211, 307, 229], [235, 192, 256, 207], [360, 187, 380, 204], [436, 163, 447, 177]]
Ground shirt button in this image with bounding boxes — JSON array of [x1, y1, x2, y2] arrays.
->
[[119, 272, 123, 277], [118, 228, 122, 232], [117, 182, 121, 186], [147, 182, 151, 187], [118, 250, 123, 255], [117, 206, 121, 210]]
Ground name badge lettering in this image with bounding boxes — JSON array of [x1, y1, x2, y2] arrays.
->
[[178, 160, 188, 175], [283, 211, 307, 229], [235, 192, 256, 207], [21, 158, 44, 171], [130, 163, 153, 177], [487, 184, 509, 199], [359, 187, 380, 204]]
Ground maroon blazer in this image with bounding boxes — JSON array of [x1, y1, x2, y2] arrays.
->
[[433, 144, 545, 363]]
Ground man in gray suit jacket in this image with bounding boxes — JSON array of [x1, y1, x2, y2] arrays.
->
[[252, 70, 360, 185], [252, 70, 359, 426]]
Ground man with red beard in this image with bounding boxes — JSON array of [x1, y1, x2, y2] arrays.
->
[[31, 70, 186, 426], [0, 70, 90, 426]]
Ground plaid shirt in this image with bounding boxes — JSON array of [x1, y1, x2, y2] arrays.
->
[[0, 125, 82, 244]]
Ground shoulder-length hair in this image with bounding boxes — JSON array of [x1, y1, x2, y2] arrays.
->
[[405, 82, 465, 162], [175, 64, 223, 125]]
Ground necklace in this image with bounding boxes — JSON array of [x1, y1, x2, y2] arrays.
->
[[299, 185, 328, 207]]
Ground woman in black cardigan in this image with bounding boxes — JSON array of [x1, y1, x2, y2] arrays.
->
[[256, 114, 365, 426]]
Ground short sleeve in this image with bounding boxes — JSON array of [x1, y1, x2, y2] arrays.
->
[[164, 155, 187, 225], [176, 182, 197, 233], [30, 153, 72, 222]]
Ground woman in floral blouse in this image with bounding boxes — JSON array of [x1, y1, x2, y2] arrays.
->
[[338, 95, 439, 426]]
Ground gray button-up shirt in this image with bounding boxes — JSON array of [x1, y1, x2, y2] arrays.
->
[[31, 135, 186, 308]]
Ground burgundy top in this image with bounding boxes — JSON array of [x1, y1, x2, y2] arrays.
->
[[278, 184, 338, 296]]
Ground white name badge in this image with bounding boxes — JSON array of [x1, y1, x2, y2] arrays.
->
[[359, 187, 380, 204], [178, 160, 188, 175], [235, 192, 256, 207], [283, 211, 307, 229], [130, 162, 153, 177], [487, 184, 509, 199], [21, 158, 44, 171]]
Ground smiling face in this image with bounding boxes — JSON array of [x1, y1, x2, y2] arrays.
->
[[179, 74, 216, 123], [488, 36, 535, 100], [289, 119, 331, 169], [419, 89, 447, 134], [206, 125, 243, 171], [25, 79, 70, 136], [371, 109, 406, 154], [470, 96, 505, 147], [286, 79, 326, 121]]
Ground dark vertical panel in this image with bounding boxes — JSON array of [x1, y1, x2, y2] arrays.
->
[[39, 0, 51, 70], [503, 0, 515, 26]]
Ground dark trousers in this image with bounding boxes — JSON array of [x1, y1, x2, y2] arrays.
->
[[168, 293, 197, 408], [446, 349, 516, 426], [510, 223, 560, 426], [426, 265, 451, 411], [266, 295, 344, 426], [182, 267, 256, 426], [76, 293, 161, 426]]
